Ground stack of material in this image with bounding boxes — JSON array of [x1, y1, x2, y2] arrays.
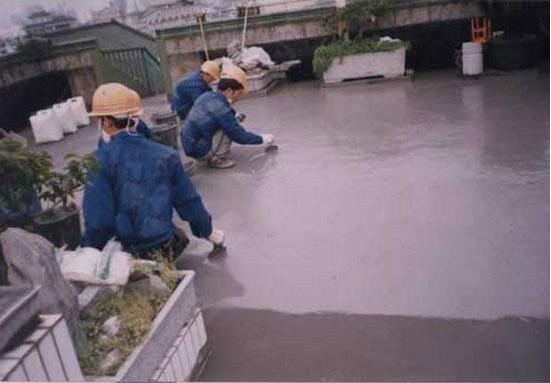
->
[[53, 102, 78, 134], [68, 97, 90, 126], [29, 97, 90, 144], [29, 108, 64, 144], [226, 40, 274, 72]]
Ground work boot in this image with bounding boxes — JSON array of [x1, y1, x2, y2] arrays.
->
[[208, 156, 236, 169]]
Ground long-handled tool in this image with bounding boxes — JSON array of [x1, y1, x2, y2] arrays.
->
[[196, 11, 210, 60], [241, 2, 251, 51]]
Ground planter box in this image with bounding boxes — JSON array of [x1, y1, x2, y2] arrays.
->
[[0, 271, 207, 382], [247, 70, 274, 93], [151, 309, 209, 381], [112, 270, 205, 382], [0, 314, 84, 381], [323, 48, 406, 84]]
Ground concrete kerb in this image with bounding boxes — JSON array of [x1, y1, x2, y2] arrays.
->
[[320, 70, 415, 88]]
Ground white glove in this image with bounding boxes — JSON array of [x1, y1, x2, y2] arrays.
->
[[261, 134, 275, 145], [208, 228, 225, 247]]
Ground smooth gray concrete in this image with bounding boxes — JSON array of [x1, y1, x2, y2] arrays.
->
[[179, 70, 549, 380], [22, 69, 549, 380]]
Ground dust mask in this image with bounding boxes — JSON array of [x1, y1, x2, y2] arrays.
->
[[97, 118, 111, 143], [102, 130, 111, 143]]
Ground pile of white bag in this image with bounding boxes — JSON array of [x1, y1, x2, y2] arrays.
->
[[30, 96, 90, 144], [226, 40, 274, 72]]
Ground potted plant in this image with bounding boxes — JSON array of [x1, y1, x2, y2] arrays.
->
[[314, 0, 409, 83], [0, 139, 49, 231], [33, 152, 98, 250], [313, 37, 409, 83], [483, 1, 544, 70]]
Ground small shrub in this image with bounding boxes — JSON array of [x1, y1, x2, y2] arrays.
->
[[312, 37, 410, 77]]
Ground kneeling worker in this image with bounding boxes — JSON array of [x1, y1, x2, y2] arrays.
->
[[181, 64, 274, 169], [82, 83, 224, 256], [172, 60, 220, 120]]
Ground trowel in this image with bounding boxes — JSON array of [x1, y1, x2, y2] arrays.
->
[[208, 244, 227, 258], [265, 144, 279, 153]]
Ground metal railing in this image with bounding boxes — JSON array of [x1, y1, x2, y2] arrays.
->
[[102, 47, 163, 96]]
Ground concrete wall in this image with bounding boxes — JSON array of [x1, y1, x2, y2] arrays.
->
[[66, 67, 97, 105], [0, 49, 95, 89], [158, 8, 330, 92], [158, 1, 482, 93]]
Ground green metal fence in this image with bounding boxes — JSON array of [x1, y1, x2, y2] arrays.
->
[[102, 47, 164, 96]]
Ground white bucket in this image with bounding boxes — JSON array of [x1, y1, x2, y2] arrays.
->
[[30, 108, 64, 144], [68, 97, 90, 126], [53, 102, 78, 134], [462, 42, 483, 76]]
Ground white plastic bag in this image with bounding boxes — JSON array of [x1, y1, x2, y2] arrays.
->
[[53, 102, 78, 134], [226, 40, 274, 71], [68, 97, 90, 126], [58, 239, 131, 286], [240, 46, 274, 70], [29, 108, 64, 144]]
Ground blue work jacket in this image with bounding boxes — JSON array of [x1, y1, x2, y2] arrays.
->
[[172, 71, 210, 119], [82, 132, 213, 252], [181, 92, 263, 158]]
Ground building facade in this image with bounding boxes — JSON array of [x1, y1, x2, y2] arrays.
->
[[23, 10, 80, 37]]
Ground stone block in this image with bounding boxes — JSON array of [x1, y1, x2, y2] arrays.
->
[[0, 228, 84, 350]]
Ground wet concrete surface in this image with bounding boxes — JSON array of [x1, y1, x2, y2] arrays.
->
[[22, 69, 549, 380], [201, 307, 548, 381], [181, 70, 549, 380]]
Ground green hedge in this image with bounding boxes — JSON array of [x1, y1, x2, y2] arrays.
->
[[312, 38, 409, 77]]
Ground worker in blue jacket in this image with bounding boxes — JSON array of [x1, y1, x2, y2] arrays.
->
[[181, 64, 275, 169], [82, 83, 225, 256], [172, 60, 220, 120]]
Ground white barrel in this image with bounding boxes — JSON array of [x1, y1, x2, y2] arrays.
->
[[68, 96, 90, 126], [53, 102, 78, 134], [30, 108, 64, 144], [462, 42, 483, 76]]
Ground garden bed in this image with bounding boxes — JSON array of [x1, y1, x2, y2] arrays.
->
[[313, 38, 409, 83], [79, 257, 202, 382]]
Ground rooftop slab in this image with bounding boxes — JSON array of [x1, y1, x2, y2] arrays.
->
[[21, 68, 549, 380]]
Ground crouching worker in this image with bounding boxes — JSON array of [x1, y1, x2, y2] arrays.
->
[[81, 83, 225, 258], [172, 60, 220, 120], [181, 64, 275, 169]]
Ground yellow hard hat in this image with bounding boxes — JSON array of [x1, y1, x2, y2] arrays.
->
[[89, 83, 141, 117], [200, 60, 220, 79], [220, 64, 248, 95], [128, 89, 143, 117]]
